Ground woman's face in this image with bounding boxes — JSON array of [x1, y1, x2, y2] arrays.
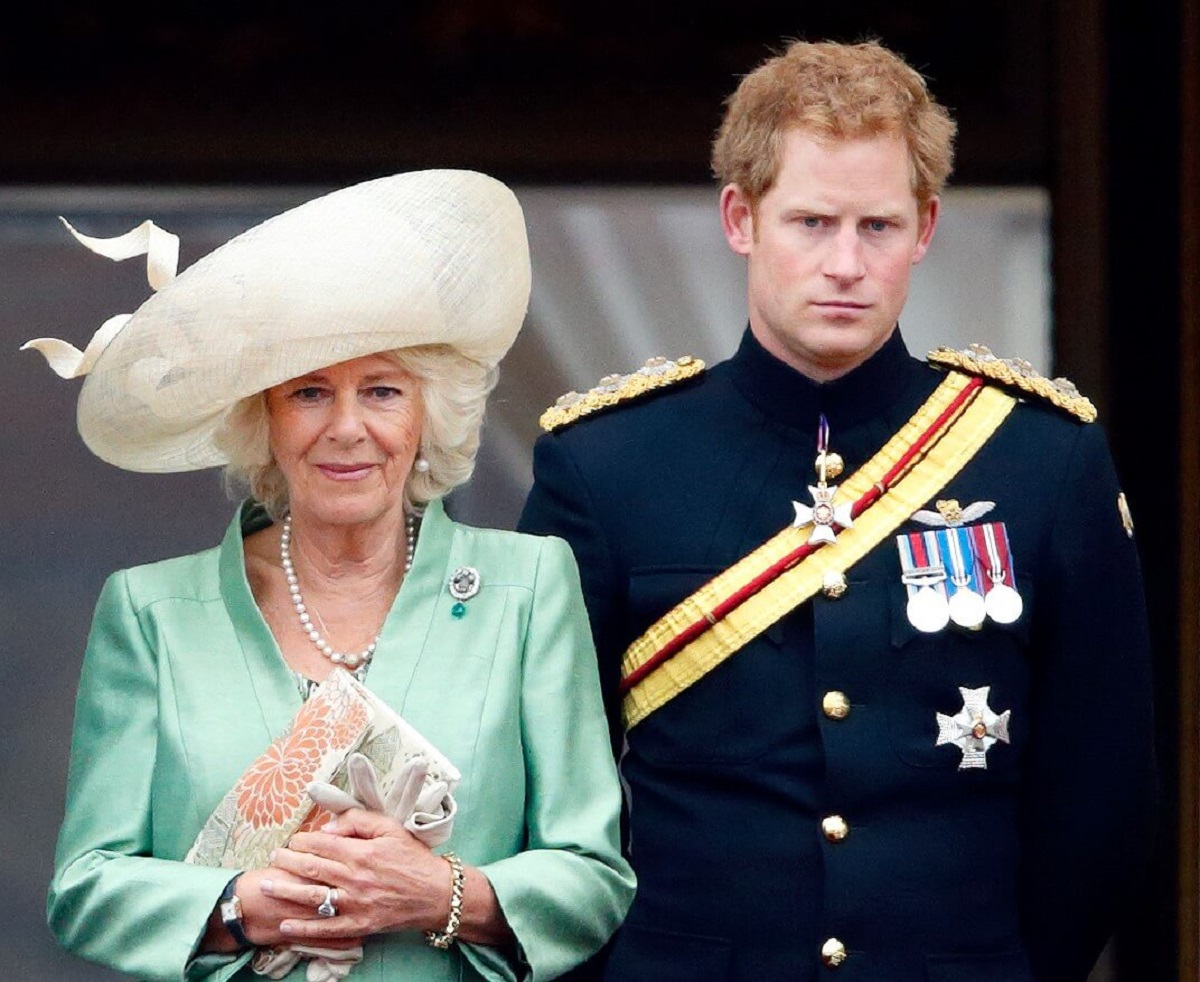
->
[[265, 353, 424, 529]]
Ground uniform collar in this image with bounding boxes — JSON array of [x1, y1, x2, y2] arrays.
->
[[726, 325, 927, 430]]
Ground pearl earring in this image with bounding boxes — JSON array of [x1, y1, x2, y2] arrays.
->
[[415, 457, 430, 473]]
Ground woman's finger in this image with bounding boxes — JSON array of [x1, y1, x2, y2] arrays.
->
[[280, 910, 371, 943], [270, 845, 349, 885], [261, 877, 347, 913], [311, 806, 406, 841]]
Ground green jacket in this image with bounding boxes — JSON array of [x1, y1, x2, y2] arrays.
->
[[48, 499, 634, 982]]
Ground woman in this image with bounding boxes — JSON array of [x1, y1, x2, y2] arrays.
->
[[31, 170, 634, 981]]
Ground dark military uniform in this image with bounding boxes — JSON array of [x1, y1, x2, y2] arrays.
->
[[518, 328, 1157, 982]]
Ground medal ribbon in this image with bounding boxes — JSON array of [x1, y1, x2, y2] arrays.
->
[[897, 529, 949, 602], [938, 526, 979, 596], [970, 522, 1017, 594], [621, 373, 1018, 728]]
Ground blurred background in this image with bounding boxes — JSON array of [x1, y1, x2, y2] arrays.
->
[[1, 3, 1196, 980]]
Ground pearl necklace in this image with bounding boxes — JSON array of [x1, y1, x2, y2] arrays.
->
[[280, 513, 415, 669]]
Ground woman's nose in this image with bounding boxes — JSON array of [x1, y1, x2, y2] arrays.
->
[[325, 392, 367, 442]]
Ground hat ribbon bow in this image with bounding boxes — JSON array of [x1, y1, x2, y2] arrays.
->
[[20, 218, 180, 379]]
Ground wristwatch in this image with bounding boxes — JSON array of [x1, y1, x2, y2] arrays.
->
[[218, 875, 251, 949]]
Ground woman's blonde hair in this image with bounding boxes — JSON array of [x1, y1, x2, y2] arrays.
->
[[711, 39, 956, 215], [214, 344, 497, 517]]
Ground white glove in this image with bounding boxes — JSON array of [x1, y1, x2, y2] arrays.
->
[[308, 753, 457, 847], [252, 944, 363, 981]]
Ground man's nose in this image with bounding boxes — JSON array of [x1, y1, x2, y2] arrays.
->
[[823, 227, 866, 282]]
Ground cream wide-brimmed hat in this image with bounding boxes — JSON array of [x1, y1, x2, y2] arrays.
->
[[22, 169, 531, 473]]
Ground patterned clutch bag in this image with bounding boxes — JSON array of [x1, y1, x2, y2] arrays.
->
[[185, 668, 460, 871]]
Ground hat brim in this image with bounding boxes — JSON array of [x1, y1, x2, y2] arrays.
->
[[75, 170, 531, 472]]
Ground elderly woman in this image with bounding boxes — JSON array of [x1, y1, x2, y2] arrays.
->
[[31, 170, 633, 981]]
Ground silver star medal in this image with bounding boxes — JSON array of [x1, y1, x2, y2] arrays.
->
[[793, 485, 853, 546], [936, 686, 1011, 770]]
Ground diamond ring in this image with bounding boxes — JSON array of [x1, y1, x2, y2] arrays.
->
[[316, 886, 338, 918]]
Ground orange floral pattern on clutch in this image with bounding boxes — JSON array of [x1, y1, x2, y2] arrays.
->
[[233, 696, 369, 830]]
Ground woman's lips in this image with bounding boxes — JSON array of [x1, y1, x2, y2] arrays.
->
[[315, 463, 375, 481]]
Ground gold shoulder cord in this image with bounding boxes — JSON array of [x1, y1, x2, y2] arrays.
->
[[927, 344, 1097, 423], [540, 356, 705, 432]]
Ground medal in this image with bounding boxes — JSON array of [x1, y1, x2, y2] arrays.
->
[[985, 583, 1023, 624], [908, 586, 951, 633], [948, 588, 987, 630], [935, 685, 1011, 770], [793, 414, 853, 546], [939, 527, 986, 630], [972, 522, 1024, 625], [897, 530, 950, 633]]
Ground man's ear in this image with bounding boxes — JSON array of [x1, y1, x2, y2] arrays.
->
[[912, 196, 940, 265], [720, 184, 755, 256]]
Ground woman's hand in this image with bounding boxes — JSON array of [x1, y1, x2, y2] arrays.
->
[[201, 867, 365, 954], [268, 809, 449, 942]]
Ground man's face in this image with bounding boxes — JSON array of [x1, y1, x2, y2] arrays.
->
[[721, 129, 938, 381]]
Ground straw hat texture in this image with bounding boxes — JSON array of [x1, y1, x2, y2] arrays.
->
[[23, 169, 531, 472]]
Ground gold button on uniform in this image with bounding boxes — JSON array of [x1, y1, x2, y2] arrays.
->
[[821, 570, 848, 598], [821, 937, 848, 968], [822, 691, 851, 720], [821, 815, 849, 842]]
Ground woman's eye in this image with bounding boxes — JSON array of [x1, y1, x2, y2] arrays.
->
[[367, 386, 401, 400], [292, 386, 326, 402]]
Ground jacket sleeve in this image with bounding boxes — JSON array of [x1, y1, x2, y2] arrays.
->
[[518, 433, 627, 749], [462, 536, 636, 982], [1020, 422, 1159, 981], [47, 570, 252, 982]]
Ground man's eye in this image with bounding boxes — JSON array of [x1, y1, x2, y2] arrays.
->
[[802, 216, 822, 228]]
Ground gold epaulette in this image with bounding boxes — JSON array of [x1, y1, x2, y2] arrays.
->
[[538, 356, 705, 432], [927, 343, 1097, 423]]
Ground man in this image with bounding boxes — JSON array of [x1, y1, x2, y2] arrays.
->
[[519, 39, 1156, 981]]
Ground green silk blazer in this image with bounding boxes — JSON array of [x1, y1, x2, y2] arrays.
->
[[48, 499, 634, 981]]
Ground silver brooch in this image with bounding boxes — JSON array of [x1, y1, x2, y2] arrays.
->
[[448, 566, 481, 601]]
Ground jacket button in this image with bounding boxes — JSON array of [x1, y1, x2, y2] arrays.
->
[[821, 937, 848, 968], [822, 691, 851, 720], [822, 571, 848, 598], [821, 815, 849, 842]]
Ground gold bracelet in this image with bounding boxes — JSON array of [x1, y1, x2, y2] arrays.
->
[[424, 852, 465, 950]]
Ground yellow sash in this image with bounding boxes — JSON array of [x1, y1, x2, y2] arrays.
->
[[621, 372, 1017, 729]]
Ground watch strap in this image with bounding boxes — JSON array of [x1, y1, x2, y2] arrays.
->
[[218, 874, 251, 949]]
